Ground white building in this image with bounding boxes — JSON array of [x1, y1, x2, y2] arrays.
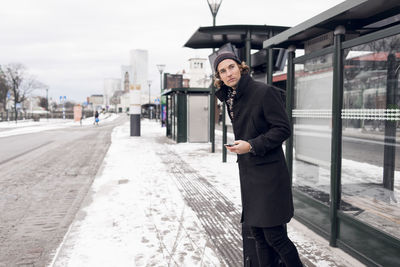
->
[[186, 58, 211, 88], [130, 49, 149, 105], [89, 94, 104, 112], [103, 78, 121, 110]]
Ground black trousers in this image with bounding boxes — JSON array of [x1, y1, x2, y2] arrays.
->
[[250, 225, 302, 267]]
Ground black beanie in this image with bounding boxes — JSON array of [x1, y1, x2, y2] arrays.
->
[[214, 52, 241, 72]]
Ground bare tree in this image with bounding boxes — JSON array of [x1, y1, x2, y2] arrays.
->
[[0, 66, 9, 112], [3, 63, 40, 122]]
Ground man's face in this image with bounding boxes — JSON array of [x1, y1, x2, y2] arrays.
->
[[217, 59, 241, 88]]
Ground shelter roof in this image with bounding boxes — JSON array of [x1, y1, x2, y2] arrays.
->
[[184, 24, 289, 50], [161, 87, 211, 96], [263, 0, 400, 49]]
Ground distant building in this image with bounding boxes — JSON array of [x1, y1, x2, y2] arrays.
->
[[121, 65, 132, 93], [89, 94, 104, 111], [186, 58, 211, 88], [103, 78, 121, 110], [118, 93, 130, 113], [130, 49, 148, 104], [25, 96, 44, 112]]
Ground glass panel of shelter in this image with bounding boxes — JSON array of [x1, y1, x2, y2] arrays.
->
[[292, 53, 334, 206], [341, 33, 400, 239]]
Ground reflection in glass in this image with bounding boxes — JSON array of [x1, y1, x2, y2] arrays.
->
[[342, 34, 400, 239], [293, 54, 333, 206]]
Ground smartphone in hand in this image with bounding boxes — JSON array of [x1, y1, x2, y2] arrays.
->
[[224, 143, 236, 147]]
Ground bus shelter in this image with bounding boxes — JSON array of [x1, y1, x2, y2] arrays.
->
[[263, 0, 400, 265], [162, 87, 211, 143]]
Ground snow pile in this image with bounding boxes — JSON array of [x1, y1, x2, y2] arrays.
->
[[0, 113, 120, 138]]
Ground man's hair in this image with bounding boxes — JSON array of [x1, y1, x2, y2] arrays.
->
[[213, 61, 250, 88]]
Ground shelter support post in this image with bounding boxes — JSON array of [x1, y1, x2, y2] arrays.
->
[[285, 45, 296, 184], [210, 87, 216, 152], [245, 30, 251, 66], [222, 102, 227, 162], [383, 53, 398, 191], [330, 25, 345, 247], [267, 48, 274, 85]]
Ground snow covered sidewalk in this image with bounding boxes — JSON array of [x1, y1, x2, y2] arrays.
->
[[50, 119, 364, 267]]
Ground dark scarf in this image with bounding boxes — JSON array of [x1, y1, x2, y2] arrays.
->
[[217, 73, 251, 122]]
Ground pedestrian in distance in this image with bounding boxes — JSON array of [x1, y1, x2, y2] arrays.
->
[[94, 110, 99, 126], [213, 52, 303, 267]]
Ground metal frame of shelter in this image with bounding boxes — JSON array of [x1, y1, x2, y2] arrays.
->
[[263, 0, 400, 265]]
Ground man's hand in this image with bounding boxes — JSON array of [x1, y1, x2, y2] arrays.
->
[[225, 140, 251, 154]]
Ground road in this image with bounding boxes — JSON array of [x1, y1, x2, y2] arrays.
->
[[342, 135, 400, 169], [0, 115, 128, 267]]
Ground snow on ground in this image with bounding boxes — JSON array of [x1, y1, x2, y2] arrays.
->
[[51, 120, 222, 267], [0, 113, 119, 138], [167, 141, 241, 211], [50, 119, 364, 267]]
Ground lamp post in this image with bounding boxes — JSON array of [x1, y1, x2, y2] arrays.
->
[[147, 80, 152, 104], [156, 64, 166, 124], [207, 0, 222, 154], [147, 80, 153, 120], [156, 64, 166, 93], [207, 0, 222, 27]]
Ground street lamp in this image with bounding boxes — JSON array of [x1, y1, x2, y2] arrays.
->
[[156, 64, 166, 93], [207, 0, 222, 154], [156, 64, 166, 125], [207, 0, 223, 26], [147, 80, 152, 104]]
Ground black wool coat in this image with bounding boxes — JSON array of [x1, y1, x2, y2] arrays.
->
[[215, 73, 294, 227]]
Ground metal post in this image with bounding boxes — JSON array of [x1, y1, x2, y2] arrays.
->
[[148, 81, 151, 104], [207, 0, 222, 153], [383, 53, 398, 191], [285, 46, 296, 184], [330, 25, 345, 247], [166, 95, 169, 136], [267, 48, 274, 85], [148, 80, 152, 119], [157, 64, 165, 125], [210, 13, 216, 153], [210, 87, 215, 152], [160, 72, 163, 123], [245, 30, 251, 66], [222, 102, 227, 162]]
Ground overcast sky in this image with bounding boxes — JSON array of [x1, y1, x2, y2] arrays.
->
[[0, 0, 344, 102]]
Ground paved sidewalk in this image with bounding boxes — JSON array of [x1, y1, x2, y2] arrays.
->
[[50, 119, 364, 267]]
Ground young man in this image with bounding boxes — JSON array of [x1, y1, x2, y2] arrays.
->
[[214, 52, 302, 267]]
